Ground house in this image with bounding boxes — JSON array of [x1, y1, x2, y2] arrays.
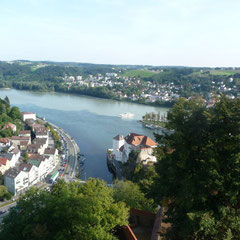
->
[[19, 130, 31, 137], [21, 112, 36, 122], [0, 138, 11, 151], [0, 146, 20, 168], [19, 141, 29, 151], [28, 154, 47, 181], [4, 168, 29, 195], [11, 136, 31, 146], [44, 148, 59, 168], [35, 129, 48, 140], [2, 123, 17, 132], [112, 133, 157, 164], [19, 163, 38, 186], [0, 158, 10, 174], [27, 143, 44, 155], [32, 138, 48, 149], [31, 124, 45, 133]]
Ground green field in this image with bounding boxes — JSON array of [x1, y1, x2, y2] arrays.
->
[[210, 70, 239, 76], [31, 64, 48, 71], [122, 70, 158, 78]]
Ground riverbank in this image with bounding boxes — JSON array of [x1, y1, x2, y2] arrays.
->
[[1, 86, 173, 109], [37, 117, 81, 180]]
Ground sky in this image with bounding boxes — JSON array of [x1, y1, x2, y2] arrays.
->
[[0, 0, 240, 67]]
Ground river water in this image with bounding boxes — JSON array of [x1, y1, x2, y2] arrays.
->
[[0, 89, 168, 183]]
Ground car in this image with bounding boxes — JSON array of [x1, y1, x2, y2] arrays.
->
[[0, 210, 6, 214]]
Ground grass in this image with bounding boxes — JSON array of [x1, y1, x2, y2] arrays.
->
[[31, 64, 48, 71], [209, 70, 240, 76], [122, 70, 157, 78]]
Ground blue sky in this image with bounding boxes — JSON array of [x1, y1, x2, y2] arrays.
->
[[0, 0, 240, 67]]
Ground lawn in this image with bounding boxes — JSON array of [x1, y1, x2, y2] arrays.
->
[[210, 70, 239, 76], [122, 70, 158, 78]]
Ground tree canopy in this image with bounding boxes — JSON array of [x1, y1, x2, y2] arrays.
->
[[151, 96, 240, 240], [0, 179, 129, 240]]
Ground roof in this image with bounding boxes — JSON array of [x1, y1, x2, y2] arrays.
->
[[0, 153, 14, 160], [20, 141, 28, 146], [2, 123, 16, 131], [9, 145, 20, 154], [19, 163, 33, 172], [19, 130, 31, 135], [0, 158, 8, 166], [119, 145, 124, 152], [27, 144, 41, 150], [125, 133, 157, 148], [32, 138, 47, 145], [113, 135, 124, 141], [0, 138, 9, 144], [28, 159, 41, 167], [21, 112, 35, 115], [4, 168, 20, 178], [44, 148, 57, 155], [35, 129, 48, 136], [12, 136, 30, 141], [28, 154, 44, 161]]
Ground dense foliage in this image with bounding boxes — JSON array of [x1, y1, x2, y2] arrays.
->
[[0, 97, 22, 137], [151, 96, 240, 239], [0, 179, 129, 240], [113, 180, 156, 212]]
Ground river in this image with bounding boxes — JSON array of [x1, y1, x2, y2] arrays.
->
[[0, 89, 169, 183]]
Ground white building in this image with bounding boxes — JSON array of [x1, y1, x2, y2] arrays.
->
[[112, 133, 157, 164], [44, 148, 59, 168], [4, 168, 29, 195], [112, 135, 125, 161], [19, 163, 39, 186], [21, 112, 36, 122]]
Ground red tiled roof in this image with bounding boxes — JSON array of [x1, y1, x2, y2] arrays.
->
[[0, 138, 9, 144], [125, 133, 157, 148], [2, 123, 16, 131], [0, 158, 8, 166]]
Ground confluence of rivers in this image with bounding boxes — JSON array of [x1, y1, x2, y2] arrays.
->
[[0, 89, 169, 183]]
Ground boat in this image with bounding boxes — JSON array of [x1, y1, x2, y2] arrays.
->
[[119, 112, 134, 118]]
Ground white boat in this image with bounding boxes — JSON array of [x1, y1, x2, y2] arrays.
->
[[119, 112, 134, 118]]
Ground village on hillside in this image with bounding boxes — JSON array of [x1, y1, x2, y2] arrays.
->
[[0, 112, 61, 196]]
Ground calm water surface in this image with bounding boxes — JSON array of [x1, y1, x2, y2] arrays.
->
[[0, 89, 169, 183]]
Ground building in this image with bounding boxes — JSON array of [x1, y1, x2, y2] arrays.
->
[[111, 133, 157, 164], [19, 130, 31, 137], [21, 112, 36, 122], [19, 163, 39, 186], [0, 158, 10, 174], [2, 123, 17, 132], [0, 138, 11, 151], [44, 148, 59, 168], [11, 136, 31, 146], [4, 168, 28, 195]]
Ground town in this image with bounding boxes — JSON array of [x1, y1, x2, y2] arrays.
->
[[0, 112, 68, 197], [62, 68, 240, 107]]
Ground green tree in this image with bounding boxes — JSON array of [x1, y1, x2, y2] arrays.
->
[[23, 152, 29, 163], [113, 180, 156, 212], [0, 185, 11, 201], [4, 96, 10, 107], [0, 178, 129, 240], [9, 106, 21, 120], [151, 96, 240, 240]]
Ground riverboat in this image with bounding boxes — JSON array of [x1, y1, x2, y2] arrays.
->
[[119, 112, 134, 118]]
